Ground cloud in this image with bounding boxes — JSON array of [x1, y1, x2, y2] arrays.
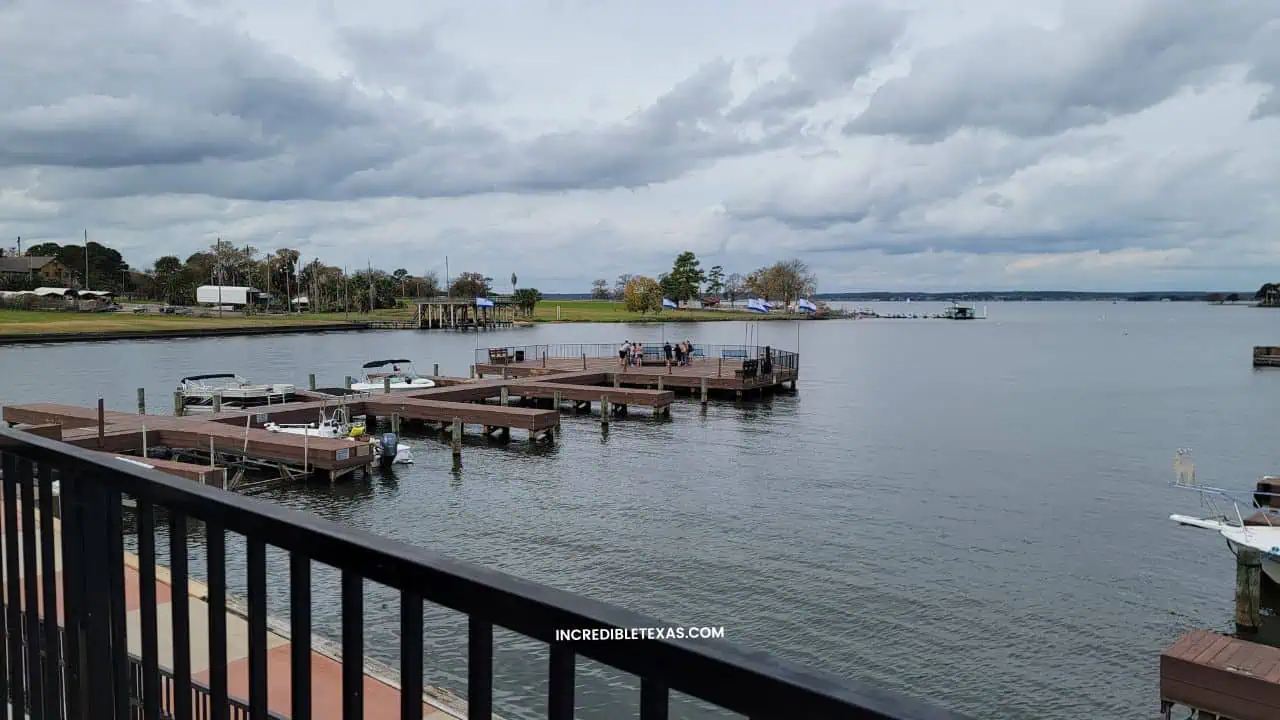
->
[[845, 0, 1279, 141], [335, 22, 497, 104], [729, 1, 906, 126], [1, 0, 1279, 292]]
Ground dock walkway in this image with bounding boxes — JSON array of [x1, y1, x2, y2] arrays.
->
[[1161, 628, 1280, 719]]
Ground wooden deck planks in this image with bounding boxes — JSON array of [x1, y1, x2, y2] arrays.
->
[[513, 382, 674, 407], [1162, 629, 1280, 720], [363, 397, 559, 431]]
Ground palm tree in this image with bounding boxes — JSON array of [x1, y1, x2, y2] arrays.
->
[[511, 272, 518, 295]]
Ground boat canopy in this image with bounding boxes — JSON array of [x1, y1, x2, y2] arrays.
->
[[362, 359, 413, 369], [180, 373, 238, 382]]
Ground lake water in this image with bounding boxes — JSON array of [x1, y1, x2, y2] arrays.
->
[[0, 301, 1271, 718]]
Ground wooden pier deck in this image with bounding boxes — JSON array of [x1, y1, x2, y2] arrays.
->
[[475, 353, 798, 397], [1161, 629, 1280, 719], [2, 342, 796, 483]]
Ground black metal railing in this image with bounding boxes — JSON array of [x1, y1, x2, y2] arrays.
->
[[476, 344, 800, 372], [0, 425, 964, 719]]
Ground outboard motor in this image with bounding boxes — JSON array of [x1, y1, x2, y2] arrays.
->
[[379, 432, 399, 466]]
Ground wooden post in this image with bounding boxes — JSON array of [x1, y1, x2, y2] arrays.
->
[[700, 378, 708, 407], [173, 390, 185, 417], [141, 424, 148, 458], [97, 398, 105, 449], [502, 366, 509, 380], [553, 390, 562, 410], [345, 376, 353, 390], [601, 396, 610, 428], [209, 436, 215, 467], [657, 376, 663, 390], [718, 357, 722, 377], [309, 373, 317, 390], [500, 387, 509, 406], [384, 376, 392, 394], [613, 374, 620, 388], [470, 365, 476, 379], [137, 387, 146, 414], [392, 414, 401, 433], [434, 363, 439, 377], [582, 353, 587, 370], [451, 418, 462, 459], [1237, 547, 1263, 634], [213, 394, 222, 413], [542, 354, 547, 368]]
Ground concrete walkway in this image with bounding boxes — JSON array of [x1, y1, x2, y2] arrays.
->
[[2, 507, 467, 719]]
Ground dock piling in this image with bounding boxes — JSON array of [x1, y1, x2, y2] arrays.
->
[[141, 424, 148, 457], [701, 378, 708, 407], [553, 390, 562, 411], [173, 390, 185, 417], [384, 377, 392, 394], [657, 376, 663, 391], [613, 374, 620, 389], [500, 387, 509, 406], [470, 365, 476, 379], [434, 363, 439, 377], [451, 418, 462, 460], [97, 398, 104, 449], [582, 353, 587, 370], [137, 387, 146, 415], [392, 414, 400, 434], [601, 396, 610, 428], [1237, 547, 1263, 635], [309, 373, 317, 391], [213, 394, 222, 413]]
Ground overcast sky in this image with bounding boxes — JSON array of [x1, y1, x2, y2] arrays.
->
[[3, 0, 1279, 292]]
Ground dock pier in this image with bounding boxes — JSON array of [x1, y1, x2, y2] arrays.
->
[[1, 343, 796, 489]]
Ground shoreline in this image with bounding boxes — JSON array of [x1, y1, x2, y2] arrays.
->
[[0, 322, 372, 345]]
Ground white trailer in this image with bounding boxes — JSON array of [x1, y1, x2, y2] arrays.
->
[[196, 285, 259, 306]]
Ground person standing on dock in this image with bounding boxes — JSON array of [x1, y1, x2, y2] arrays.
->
[[663, 341, 673, 368], [619, 340, 631, 370]]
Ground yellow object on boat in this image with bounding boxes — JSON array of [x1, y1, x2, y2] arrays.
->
[[349, 425, 365, 438]]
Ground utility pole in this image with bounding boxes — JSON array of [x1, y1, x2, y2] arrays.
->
[[344, 266, 349, 320], [83, 229, 90, 290], [216, 236, 223, 318]]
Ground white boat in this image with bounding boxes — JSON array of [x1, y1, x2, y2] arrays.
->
[[264, 407, 413, 464], [350, 359, 435, 392], [264, 406, 365, 438], [180, 373, 295, 412], [1169, 449, 1280, 583]]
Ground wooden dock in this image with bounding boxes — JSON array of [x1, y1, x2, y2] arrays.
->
[[1161, 629, 1280, 719], [415, 296, 516, 330], [474, 344, 799, 399], [1255, 346, 1280, 367], [1, 342, 797, 485]]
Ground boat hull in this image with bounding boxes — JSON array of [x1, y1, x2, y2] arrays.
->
[[351, 379, 435, 392]]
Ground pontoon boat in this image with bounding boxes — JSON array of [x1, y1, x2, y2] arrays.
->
[[351, 359, 435, 392], [179, 374, 295, 412]]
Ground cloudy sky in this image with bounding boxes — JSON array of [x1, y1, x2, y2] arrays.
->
[[3, 0, 1279, 292]]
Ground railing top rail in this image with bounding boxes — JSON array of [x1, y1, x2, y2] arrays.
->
[[0, 426, 953, 718]]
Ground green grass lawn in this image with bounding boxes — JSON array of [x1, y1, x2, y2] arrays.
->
[[0, 308, 413, 335], [532, 299, 765, 322]]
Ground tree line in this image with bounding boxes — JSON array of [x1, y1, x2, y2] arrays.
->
[[590, 253, 818, 314], [2, 239, 542, 314]]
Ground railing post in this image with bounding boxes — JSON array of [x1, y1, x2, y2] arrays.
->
[[137, 387, 146, 414], [309, 373, 317, 390]]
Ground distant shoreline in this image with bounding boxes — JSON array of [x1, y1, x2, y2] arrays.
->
[[0, 322, 371, 345]]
